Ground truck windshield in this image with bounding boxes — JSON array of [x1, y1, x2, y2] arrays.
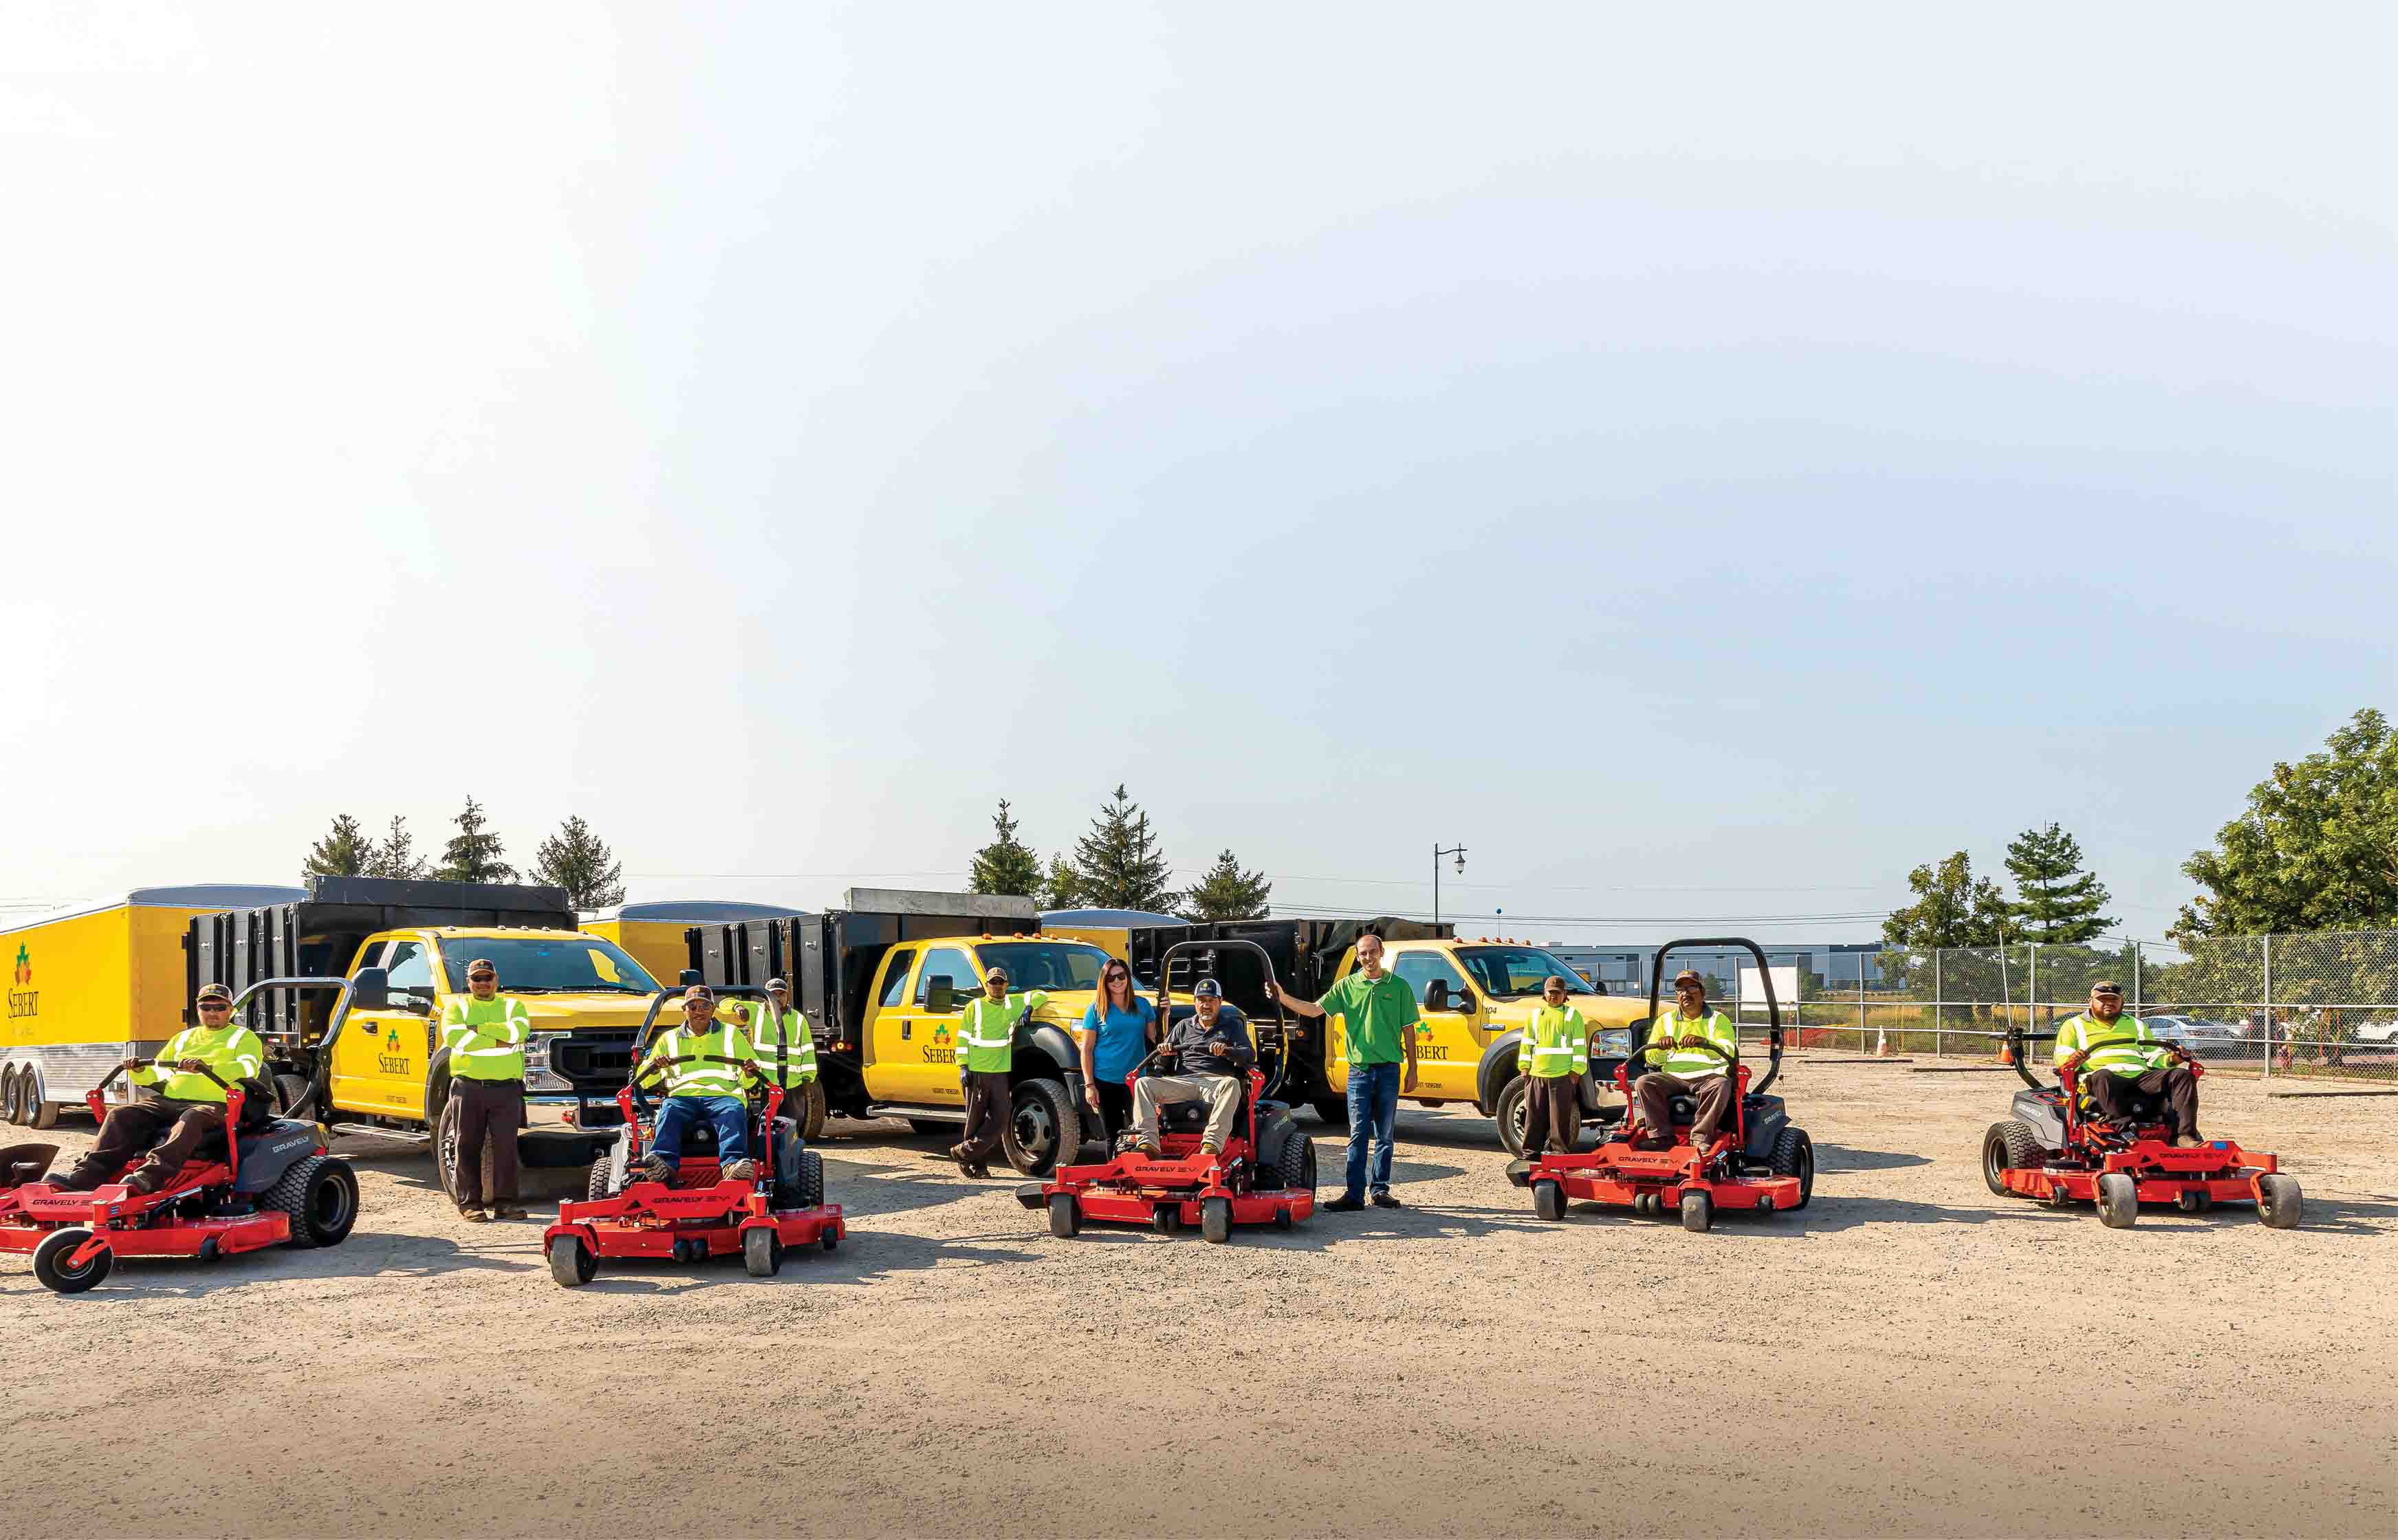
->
[[437, 937, 660, 995], [975, 941, 1111, 993], [1456, 947, 1599, 1000]]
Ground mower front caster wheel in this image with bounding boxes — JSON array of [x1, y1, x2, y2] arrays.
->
[[1200, 1196, 1232, 1244], [32, 1227, 112, 1294], [1679, 1191, 1712, 1233], [2095, 1173, 2139, 1229], [1048, 1193, 1080, 1239], [548, 1235, 598, 1288], [1532, 1180, 1565, 1222], [2176, 1189, 2212, 1213], [2256, 1174, 2302, 1229], [1151, 1205, 1179, 1236], [743, 1228, 782, 1278]]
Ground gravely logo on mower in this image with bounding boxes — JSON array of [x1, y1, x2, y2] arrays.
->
[[5, 943, 33, 1020]]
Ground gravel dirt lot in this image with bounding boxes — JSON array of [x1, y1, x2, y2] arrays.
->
[[3, 1062, 2392, 1538]]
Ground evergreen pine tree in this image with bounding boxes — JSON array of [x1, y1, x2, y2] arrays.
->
[[2003, 823, 2117, 943], [435, 796, 518, 883], [303, 813, 373, 879], [367, 815, 430, 879], [1183, 849, 1272, 921], [968, 799, 1044, 898], [531, 815, 626, 909], [1039, 853, 1085, 911], [1064, 785, 1176, 912]]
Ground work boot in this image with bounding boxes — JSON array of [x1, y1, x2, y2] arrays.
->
[[947, 1143, 972, 1163], [1371, 1190, 1402, 1209], [721, 1159, 759, 1182], [122, 1165, 166, 1196], [1133, 1138, 1162, 1159], [1198, 1141, 1221, 1160], [459, 1206, 491, 1223], [1323, 1194, 1365, 1212], [491, 1204, 528, 1220], [2174, 1134, 2205, 1148], [47, 1166, 101, 1193], [635, 1155, 673, 1184]]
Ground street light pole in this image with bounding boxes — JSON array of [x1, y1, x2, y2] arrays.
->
[[1432, 842, 1466, 926]]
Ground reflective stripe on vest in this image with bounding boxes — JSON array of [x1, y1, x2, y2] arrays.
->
[[653, 1025, 748, 1097], [1646, 1010, 1736, 1077], [2058, 1013, 2163, 1075], [1518, 1004, 1589, 1077], [755, 1005, 817, 1084], [959, 999, 1019, 1052]]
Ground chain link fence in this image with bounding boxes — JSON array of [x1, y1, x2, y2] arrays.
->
[[1706, 931, 2398, 1084]]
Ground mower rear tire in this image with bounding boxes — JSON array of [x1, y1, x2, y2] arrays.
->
[[1982, 1120, 2040, 1197], [268, 1155, 360, 1248], [1201, 1196, 1232, 1244], [1002, 1077, 1078, 1178], [1679, 1191, 1713, 1233], [794, 1149, 825, 1210], [33, 1228, 111, 1293], [1770, 1127, 1815, 1210], [1533, 1179, 1565, 1222], [2256, 1173, 2302, 1229], [2095, 1172, 2139, 1229], [587, 1160, 620, 1202], [549, 1234, 596, 1288], [1048, 1192, 1080, 1238], [1274, 1124, 1317, 1194], [743, 1227, 781, 1278], [1496, 1075, 1530, 1158], [771, 1138, 815, 1210]]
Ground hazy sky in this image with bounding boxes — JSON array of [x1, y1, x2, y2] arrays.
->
[[4, 4, 2392, 944]]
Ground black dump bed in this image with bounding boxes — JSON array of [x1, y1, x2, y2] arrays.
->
[[1124, 916, 1453, 1017]]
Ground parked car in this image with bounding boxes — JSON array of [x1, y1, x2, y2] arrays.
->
[[2140, 1015, 2251, 1057], [2347, 1018, 2398, 1046]]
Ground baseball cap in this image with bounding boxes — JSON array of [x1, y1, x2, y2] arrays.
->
[[196, 982, 232, 1004], [983, 963, 1010, 982], [2091, 980, 2124, 996], [466, 958, 497, 978], [682, 984, 715, 1004], [1672, 969, 1704, 987], [1192, 978, 1223, 998], [765, 977, 789, 991]]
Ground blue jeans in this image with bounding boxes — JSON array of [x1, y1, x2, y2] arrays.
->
[[652, 1095, 749, 1170], [1343, 1062, 1402, 1199]]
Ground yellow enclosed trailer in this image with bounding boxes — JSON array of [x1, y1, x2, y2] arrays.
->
[[585, 901, 801, 989], [0, 884, 307, 1128]]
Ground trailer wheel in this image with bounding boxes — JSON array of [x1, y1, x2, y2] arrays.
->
[[33, 1228, 112, 1293], [1495, 1075, 1530, 1158], [268, 1156, 360, 1248], [0, 1068, 22, 1126], [28, 1093, 57, 1131], [2256, 1174, 2302, 1229], [549, 1234, 596, 1288], [743, 1227, 781, 1278], [1679, 1191, 1713, 1233], [1771, 1127, 1815, 1210], [1533, 1179, 1565, 1222], [1982, 1120, 2040, 1197], [1002, 1077, 1079, 1178], [1048, 1192, 1080, 1238], [2095, 1172, 2139, 1229]]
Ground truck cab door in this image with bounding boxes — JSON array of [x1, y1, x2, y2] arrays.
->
[[1391, 949, 1478, 1099], [896, 945, 977, 1108], [329, 938, 436, 1118], [858, 946, 923, 1107]]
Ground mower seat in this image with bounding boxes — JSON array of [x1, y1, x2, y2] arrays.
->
[[1, 1143, 57, 1186], [1157, 1103, 1214, 1134]]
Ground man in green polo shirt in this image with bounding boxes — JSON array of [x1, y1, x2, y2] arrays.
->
[[1269, 932, 1419, 1211]]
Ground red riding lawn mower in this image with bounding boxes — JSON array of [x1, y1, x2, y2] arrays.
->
[[543, 983, 844, 1286], [0, 974, 369, 1293], [1983, 1022, 2300, 1230], [1021, 940, 1316, 1244], [1507, 938, 1811, 1232]]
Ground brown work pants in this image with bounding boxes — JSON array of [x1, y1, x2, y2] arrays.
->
[[1520, 1074, 1581, 1156], [65, 1095, 226, 1190], [1632, 1071, 1735, 1147], [2088, 1064, 2199, 1140], [448, 1077, 523, 1208], [959, 1070, 1012, 1164]]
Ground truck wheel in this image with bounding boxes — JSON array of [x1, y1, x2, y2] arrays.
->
[[2095, 1172, 2139, 1229], [433, 1094, 464, 1204], [2256, 1174, 2302, 1229], [1679, 1191, 1713, 1233], [1200, 1196, 1232, 1244], [549, 1234, 596, 1288], [1048, 1192, 1080, 1238], [743, 1227, 781, 1278], [1771, 1128, 1815, 1210], [1494, 1076, 1530, 1158], [33, 1228, 111, 1293], [791, 1081, 828, 1143], [274, 1073, 315, 1119], [1310, 1094, 1348, 1129], [268, 1155, 360, 1248], [1982, 1120, 2040, 1197], [1533, 1179, 1565, 1222], [1002, 1078, 1078, 1178]]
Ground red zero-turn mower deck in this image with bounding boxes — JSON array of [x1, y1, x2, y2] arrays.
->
[[1992, 1142, 2280, 1205]]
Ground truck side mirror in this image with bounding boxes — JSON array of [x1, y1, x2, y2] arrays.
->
[[1424, 980, 1450, 1011], [1453, 987, 1476, 1013], [926, 977, 956, 1013], [350, 967, 389, 1012], [679, 969, 702, 987]]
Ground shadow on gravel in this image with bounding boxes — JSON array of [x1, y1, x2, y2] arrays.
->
[[6, 1231, 535, 1300], [1811, 1144, 1934, 1172], [567, 1229, 1045, 1294]]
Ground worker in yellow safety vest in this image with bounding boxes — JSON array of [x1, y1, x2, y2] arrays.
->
[[632, 985, 761, 1183], [54, 982, 265, 1194], [1516, 975, 1589, 1157], [2055, 980, 2201, 1145], [1629, 969, 1741, 1151], [750, 977, 819, 1132], [440, 957, 532, 1221], [950, 962, 1049, 1178]]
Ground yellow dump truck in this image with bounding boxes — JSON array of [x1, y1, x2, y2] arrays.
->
[[1, 883, 309, 1128], [586, 900, 799, 989]]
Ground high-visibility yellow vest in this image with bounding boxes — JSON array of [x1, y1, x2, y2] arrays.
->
[[2054, 1013, 2168, 1076], [750, 1003, 818, 1088], [1639, 1009, 1738, 1078], [1517, 1004, 1589, 1079], [441, 993, 530, 1081], [644, 1022, 756, 1098], [133, 1023, 266, 1103], [956, 991, 1049, 1075]]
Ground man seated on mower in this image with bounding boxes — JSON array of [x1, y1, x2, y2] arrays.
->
[[632, 984, 761, 1185], [1628, 969, 1739, 1152], [1129, 978, 1254, 1162], [2056, 980, 2202, 1147], [52, 982, 265, 1194]]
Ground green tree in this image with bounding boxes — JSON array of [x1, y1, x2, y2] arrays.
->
[[435, 796, 518, 884], [1039, 853, 1085, 911], [531, 815, 625, 909], [2003, 822, 2117, 943], [1882, 851, 2012, 949], [1183, 848, 1272, 921], [303, 813, 373, 879], [2178, 707, 2398, 938], [366, 815, 430, 879], [967, 799, 1043, 898], [1062, 785, 1175, 911]]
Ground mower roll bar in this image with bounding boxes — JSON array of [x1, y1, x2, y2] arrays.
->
[[1151, 938, 1291, 1100], [1643, 938, 1781, 1099]]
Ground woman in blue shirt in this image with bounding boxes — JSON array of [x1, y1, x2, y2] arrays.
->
[[1078, 959, 1158, 1145]]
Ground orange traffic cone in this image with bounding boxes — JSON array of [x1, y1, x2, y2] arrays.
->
[[1998, 1040, 2014, 1066]]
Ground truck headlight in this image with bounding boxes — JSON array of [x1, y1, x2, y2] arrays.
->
[[523, 1033, 571, 1092]]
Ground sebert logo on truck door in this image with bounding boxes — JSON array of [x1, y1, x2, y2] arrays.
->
[[378, 1025, 412, 1076]]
